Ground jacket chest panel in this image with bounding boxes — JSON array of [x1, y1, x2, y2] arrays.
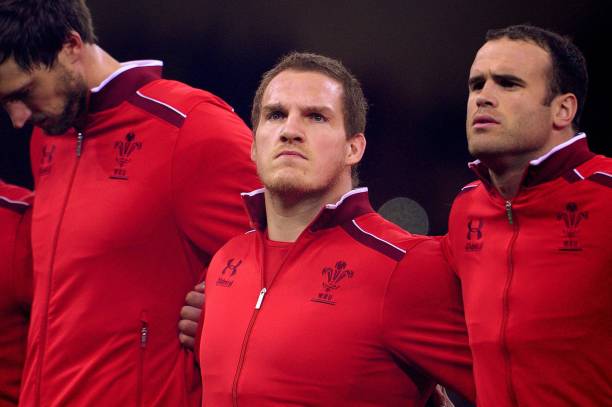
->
[[32, 127, 178, 255], [203, 242, 398, 392], [451, 184, 612, 346]]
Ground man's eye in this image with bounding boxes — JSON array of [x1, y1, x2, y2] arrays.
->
[[468, 80, 483, 91], [7, 88, 32, 103], [499, 79, 518, 88], [267, 111, 284, 120], [309, 113, 326, 122]]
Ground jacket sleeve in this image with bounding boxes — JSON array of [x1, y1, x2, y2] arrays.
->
[[170, 100, 261, 269], [13, 206, 33, 309], [381, 238, 475, 402]]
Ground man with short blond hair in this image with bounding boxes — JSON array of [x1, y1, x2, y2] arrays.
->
[[199, 52, 475, 406]]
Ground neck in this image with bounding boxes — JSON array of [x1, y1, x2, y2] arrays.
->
[[81, 44, 122, 89], [484, 129, 576, 199], [264, 181, 353, 242], [488, 165, 526, 199]]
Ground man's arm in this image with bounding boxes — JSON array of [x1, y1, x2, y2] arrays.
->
[[382, 238, 475, 402], [171, 99, 260, 261]]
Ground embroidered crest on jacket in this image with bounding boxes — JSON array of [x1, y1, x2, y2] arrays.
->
[[110, 132, 142, 180], [311, 261, 354, 305], [557, 202, 588, 251]]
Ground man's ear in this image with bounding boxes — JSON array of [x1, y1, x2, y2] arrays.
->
[[346, 133, 366, 166], [57, 30, 85, 66], [552, 93, 577, 130], [250, 134, 257, 163]]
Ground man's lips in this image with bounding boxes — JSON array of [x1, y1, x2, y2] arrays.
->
[[472, 114, 500, 129], [276, 150, 307, 159]]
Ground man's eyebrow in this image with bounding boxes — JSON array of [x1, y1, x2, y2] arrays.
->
[[467, 72, 527, 87], [491, 73, 527, 86], [261, 103, 285, 113], [302, 105, 334, 114]]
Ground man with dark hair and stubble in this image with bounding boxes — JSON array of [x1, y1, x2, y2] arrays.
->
[[443, 24, 612, 406], [0, 0, 259, 405], [198, 52, 475, 406]]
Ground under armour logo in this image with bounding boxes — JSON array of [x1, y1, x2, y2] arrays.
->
[[216, 258, 242, 287], [465, 218, 484, 252]]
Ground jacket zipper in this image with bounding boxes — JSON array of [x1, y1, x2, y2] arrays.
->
[[35, 132, 84, 405], [230, 234, 304, 406], [138, 312, 148, 407], [230, 289, 267, 407], [500, 200, 519, 406]]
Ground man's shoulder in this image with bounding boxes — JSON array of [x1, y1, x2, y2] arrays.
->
[[137, 79, 236, 119], [0, 181, 33, 213], [213, 229, 257, 256], [454, 180, 484, 198], [574, 154, 612, 189], [347, 212, 434, 260]]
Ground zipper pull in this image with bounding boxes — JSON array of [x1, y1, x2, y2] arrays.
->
[[505, 200, 514, 225], [140, 324, 148, 348], [76, 132, 84, 157], [255, 288, 267, 310]]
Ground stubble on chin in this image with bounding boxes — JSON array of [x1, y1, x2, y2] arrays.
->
[[42, 68, 89, 135]]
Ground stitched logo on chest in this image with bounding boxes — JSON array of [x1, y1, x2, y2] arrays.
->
[[39, 144, 56, 176], [110, 132, 142, 180], [216, 258, 242, 287], [465, 218, 484, 252], [556, 202, 588, 251], [311, 261, 354, 305]]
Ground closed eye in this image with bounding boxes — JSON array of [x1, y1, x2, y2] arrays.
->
[[3, 88, 31, 103]]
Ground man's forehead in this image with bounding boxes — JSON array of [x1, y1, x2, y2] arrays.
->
[[470, 38, 551, 77], [263, 70, 343, 106]]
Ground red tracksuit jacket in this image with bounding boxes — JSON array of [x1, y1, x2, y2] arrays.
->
[[200, 188, 475, 406], [444, 134, 612, 406], [20, 61, 260, 406], [0, 181, 32, 407]]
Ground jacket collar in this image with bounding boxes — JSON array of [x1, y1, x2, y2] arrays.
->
[[88, 60, 163, 113], [241, 187, 375, 232], [468, 133, 595, 188]]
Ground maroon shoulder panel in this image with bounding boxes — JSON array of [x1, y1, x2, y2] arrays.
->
[[341, 221, 405, 261], [128, 93, 186, 128], [587, 172, 612, 188]]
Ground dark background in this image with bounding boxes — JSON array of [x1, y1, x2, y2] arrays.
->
[[1, 0, 608, 236]]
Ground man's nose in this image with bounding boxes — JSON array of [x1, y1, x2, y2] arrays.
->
[[475, 81, 498, 108], [4, 101, 32, 128], [279, 114, 304, 143]]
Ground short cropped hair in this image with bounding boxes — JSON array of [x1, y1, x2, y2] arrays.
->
[[486, 24, 588, 129], [0, 0, 97, 70], [251, 52, 368, 138]]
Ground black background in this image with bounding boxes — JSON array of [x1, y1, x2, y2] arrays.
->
[[1, 0, 608, 235]]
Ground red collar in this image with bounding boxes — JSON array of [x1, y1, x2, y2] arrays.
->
[[241, 188, 375, 232], [468, 134, 595, 188]]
